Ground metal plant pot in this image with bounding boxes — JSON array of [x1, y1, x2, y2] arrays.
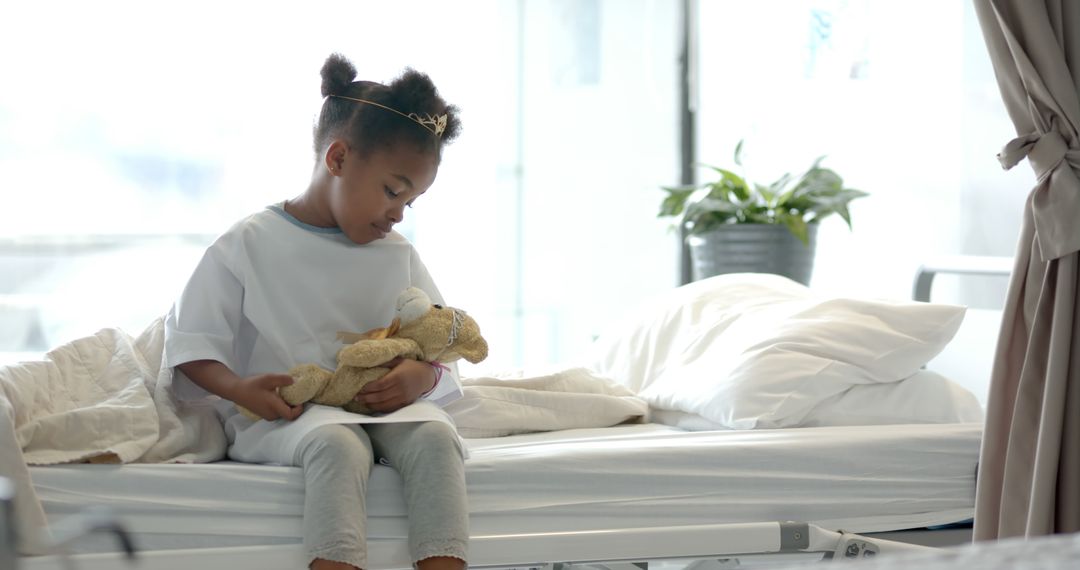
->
[[687, 223, 818, 285]]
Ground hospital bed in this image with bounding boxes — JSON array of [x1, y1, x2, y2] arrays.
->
[[18, 421, 977, 569], [8, 264, 1008, 570]]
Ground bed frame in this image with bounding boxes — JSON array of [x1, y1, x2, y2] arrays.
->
[[18, 518, 939, 570]]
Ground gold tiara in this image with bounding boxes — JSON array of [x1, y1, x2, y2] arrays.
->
[[329, 94, 447, 138]]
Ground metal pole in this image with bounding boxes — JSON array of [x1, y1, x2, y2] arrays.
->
[[1, 477, 17, 570], [678, 0, 698, 285]]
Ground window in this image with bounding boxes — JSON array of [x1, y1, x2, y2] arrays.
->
[[0, 1, 680, 372], [696, 0, 1027, 306]]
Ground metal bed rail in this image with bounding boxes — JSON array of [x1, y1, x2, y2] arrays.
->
[[18, 520, 939, 570], [912, 255, 1013, 302]]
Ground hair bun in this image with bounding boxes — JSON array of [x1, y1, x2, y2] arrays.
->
[[320, 53, 358, 98]]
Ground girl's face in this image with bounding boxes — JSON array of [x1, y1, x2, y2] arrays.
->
[[327, 142, 439, 245]]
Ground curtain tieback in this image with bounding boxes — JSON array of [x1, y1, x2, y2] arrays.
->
[[997, 129, 1080, 261], [997, 129, 1070, 180]]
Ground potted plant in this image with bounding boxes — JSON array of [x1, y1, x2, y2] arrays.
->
[[660, 141, 868, 285]]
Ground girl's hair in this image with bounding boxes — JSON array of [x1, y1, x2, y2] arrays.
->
[[313, 53, 461, 161]]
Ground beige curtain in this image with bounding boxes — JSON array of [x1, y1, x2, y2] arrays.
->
[[972, 0, 1080, 540]]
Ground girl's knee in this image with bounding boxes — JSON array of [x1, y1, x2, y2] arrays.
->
[[402, 422, 462, 458], [373, 421, 462, 466], [408, 421, 458, 445], [297, 424, 372, 467]]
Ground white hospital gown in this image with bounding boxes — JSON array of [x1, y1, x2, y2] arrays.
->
[[164, 203, 463, 465]]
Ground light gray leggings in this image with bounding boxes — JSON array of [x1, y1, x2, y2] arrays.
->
[[293, 421, 468, 569]]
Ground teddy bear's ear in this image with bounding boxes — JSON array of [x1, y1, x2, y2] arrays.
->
[[396, 288, 432, 324]]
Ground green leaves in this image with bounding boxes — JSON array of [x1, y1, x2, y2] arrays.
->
[[657, 141, 868, 242], [777, 211, 810, 245], [659, 186, 696, 217]]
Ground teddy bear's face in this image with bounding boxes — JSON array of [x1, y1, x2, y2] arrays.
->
[[397, 303, 488, 364]]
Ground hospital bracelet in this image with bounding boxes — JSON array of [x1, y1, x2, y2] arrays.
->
[[422, 361, 449, 398]]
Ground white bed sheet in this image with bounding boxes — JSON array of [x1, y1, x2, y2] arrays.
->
[[29, 422, 981, 553]]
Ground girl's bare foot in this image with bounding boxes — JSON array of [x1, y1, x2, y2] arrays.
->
[[310, 558, 359, 570], [416, 556, 466, 570]]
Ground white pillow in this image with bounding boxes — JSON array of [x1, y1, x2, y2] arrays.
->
[[801, 369, 983, 426], [586, 273, 811, 394], [585, 273, 966, 429], [650, 369, 983, 430]]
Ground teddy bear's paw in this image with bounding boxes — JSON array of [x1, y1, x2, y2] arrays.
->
[[338, 338, 423, 368], [311, 366, 388, 408], [280, 363, 333, 405]]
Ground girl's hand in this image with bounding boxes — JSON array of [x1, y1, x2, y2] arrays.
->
[[354, 358, 437, 413], [231, 373, 305, 421]]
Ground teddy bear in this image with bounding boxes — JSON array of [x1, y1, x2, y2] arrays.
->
[[238, 287, 488, 420]]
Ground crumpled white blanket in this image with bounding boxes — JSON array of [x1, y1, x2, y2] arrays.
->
[[446, 367, 649, 437], [0, 317, 226, 554]]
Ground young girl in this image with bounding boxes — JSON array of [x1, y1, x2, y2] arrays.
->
[[164, 53, 468, 570]]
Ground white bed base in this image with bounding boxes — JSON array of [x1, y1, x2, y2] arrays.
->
[[20, 520, 940, 570]]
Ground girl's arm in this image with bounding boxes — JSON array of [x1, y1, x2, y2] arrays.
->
[[178, 359, 304, 421]]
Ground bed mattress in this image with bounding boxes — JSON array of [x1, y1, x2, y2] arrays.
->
[[29, 422, 981, 554]]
